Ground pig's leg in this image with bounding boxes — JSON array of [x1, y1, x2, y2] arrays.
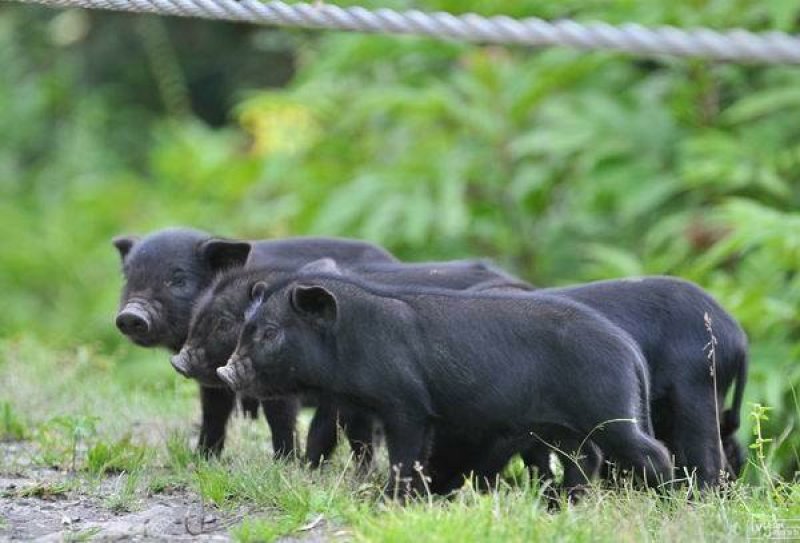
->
[[261, 397, 300, 459], [450, 436, 519, 492], [559, 438, 603, 503], [339, 406, 375, 471], [198, 385, 235, 456], [670, 387, 724, 487], [305, 397, 339, 468], [522, 441, 561, 508], [521, 442, 555, 482], [591, 421, 673, 489], [559, 438, 603, 486], [239, 396, 260, 419], [722, 435, 745, 479], [425, 435, 479, 494], [383, 417, 433, 499]]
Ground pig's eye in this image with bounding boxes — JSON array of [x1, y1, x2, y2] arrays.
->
[[166, 272, 189, 290], [217, 317, 235, 333], [259, 326, 280, 342]]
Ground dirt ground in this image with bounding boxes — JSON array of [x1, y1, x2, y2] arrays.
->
[[1, 483, 232, 541], [0, 441, 237, 542], [0, 437, 338, 542]]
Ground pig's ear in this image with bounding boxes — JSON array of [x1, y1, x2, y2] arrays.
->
[[250, 281, 269, 303], [112, 235, 139, 261], [198, 239, 252, 271], [290, 285, 337, 325], [299, 258, 342, 276]]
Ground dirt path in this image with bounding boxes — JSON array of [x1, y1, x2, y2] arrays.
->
[[1, 480, 232, 541], [0, 442, 237, 541]]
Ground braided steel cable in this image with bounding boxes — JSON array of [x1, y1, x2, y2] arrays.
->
[[8, 0, 800, 64]]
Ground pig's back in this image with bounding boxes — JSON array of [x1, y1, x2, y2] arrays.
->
[[247, 237, 397, 268]]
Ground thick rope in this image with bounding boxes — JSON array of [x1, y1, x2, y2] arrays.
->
[[9, 0, 800, 64]]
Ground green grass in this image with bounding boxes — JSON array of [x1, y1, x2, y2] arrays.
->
[[5, 481, 71, 500], [104, 470, 144, 513], [0, 336, 798, 542], [86, 435, 150, 477], [62, 527, 102, 542], [232, 517, 300, 542], [0, 401, 27, 441]]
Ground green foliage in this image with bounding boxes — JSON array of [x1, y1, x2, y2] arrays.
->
[[195, 461, 234, 506], [0, 402, 27, 441], [1, 0, 799, 477], [62, 527, 102, 543], [86, 434, 149, 476], [194, 455, 368, 512], [7, 481, 71, 500], [35, 414, 99, 470], [104, 470, 143, 513], [350, 485, 797, 543], [165, 430, 197, 471], [231, 516, 299, 543]]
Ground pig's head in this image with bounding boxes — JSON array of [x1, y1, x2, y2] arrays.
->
[[113, 228, 251, 352], [171, 259, 341, 385], [217, 279, 340, 398], [170, 273, 254, 385]]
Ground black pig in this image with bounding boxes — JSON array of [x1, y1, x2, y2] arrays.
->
[[544, 277, 747, 486], [436, 276, 748, 490], [112, 228, 396, 457], [176, 257, 532, 468], [219, 275, 673, 497]]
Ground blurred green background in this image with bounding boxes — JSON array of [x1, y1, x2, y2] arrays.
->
[[1, 1, 799, 476]]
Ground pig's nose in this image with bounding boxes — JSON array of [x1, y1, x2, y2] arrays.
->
[[171, 350, 192, 378], [116, 309, 151, 337]]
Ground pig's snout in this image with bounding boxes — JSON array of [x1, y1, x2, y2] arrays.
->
[[216, 365, 238, 390], [116, 305, 152, 337], [171, 349, 192, 378], [217, 355, 251, 391]]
